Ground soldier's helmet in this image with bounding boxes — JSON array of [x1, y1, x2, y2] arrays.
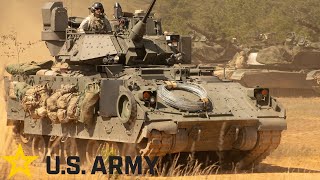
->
[[90, 2, 104, 13]]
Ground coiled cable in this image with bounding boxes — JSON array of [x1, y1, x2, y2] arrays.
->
[[158, 82, 211, 112]]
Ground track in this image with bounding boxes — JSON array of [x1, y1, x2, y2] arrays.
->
[[140, 130, 174, 157], [12, 121, 33, 156], [10, 118, 283, 172], [237, 130, 282, 170], [140, 130, 283, 171]]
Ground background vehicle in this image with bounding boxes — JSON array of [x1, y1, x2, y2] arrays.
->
[[215, 33, 320, 97]]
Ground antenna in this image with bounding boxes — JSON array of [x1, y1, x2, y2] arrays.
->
[[70, 0, 72, 17], [13, 31, 20, 72], [126, 0, 128, 10]]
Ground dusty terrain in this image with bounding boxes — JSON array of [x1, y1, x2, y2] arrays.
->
[[1, 0, 320, 179]]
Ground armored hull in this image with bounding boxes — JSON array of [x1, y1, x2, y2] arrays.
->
[[228, 69, 320, 97], [5, 66, 286, 169]]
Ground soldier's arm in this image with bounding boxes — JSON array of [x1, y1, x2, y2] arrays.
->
[[103, 16, 113, 33], [78, 17, 90, 33]]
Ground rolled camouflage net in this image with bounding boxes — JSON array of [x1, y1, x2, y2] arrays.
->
[[13, 82, 31, 100], [79, 83, 100, 125], [46, 85, 78, 124], [12, 81, 99, 124], [21, 85, 50, 119], [5, 60, 53, 75]]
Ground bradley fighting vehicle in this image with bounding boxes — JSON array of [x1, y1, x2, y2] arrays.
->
[[4, 0, 286, 171]]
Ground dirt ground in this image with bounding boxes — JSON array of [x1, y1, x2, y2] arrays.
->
[[1, 0, 320, 179]]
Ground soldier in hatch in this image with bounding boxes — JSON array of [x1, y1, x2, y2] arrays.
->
[[78, 2, 112, 34]]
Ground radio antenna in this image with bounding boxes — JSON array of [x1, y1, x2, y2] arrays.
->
[[70, 0, 72, 17]]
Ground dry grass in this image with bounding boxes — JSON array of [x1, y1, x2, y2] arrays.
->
[[260, 98, 320, 173], [154, 154, 220, 177]]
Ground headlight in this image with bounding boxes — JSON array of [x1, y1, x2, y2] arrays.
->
[[150, 96, 156, 104], [254, 88, 269, 99], [139, 91, 157, 108], [254, 88, 270, 106], [143, 91, 151, 100], [114, 55, 120, 62]]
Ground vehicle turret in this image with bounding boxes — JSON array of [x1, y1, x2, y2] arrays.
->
[[41, 0, 191, 66], [129, 0, 156, 42]]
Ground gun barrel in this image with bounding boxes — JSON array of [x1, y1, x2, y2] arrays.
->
[[129, 0, 157, 42], [142, 0, 157, 23]]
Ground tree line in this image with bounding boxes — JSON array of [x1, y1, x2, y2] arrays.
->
[[152, 0, 320, 44]]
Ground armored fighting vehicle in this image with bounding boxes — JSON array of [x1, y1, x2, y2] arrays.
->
[[187, 23, 241, 65], [4, 0, 286, 171], [218, 32, 320, 97]]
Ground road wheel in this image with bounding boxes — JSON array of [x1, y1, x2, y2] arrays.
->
[[32, 136, 47, 163], [63, 138, 78, 163], [47, 136, 62, 164], [86, 140, 103, 165], [12, 121, 33, 155]]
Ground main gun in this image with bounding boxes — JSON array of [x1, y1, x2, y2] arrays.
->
[[129, 0, 157, 42]]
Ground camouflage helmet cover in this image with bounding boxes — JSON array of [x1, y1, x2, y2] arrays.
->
[[90, 2, 104, 13]]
